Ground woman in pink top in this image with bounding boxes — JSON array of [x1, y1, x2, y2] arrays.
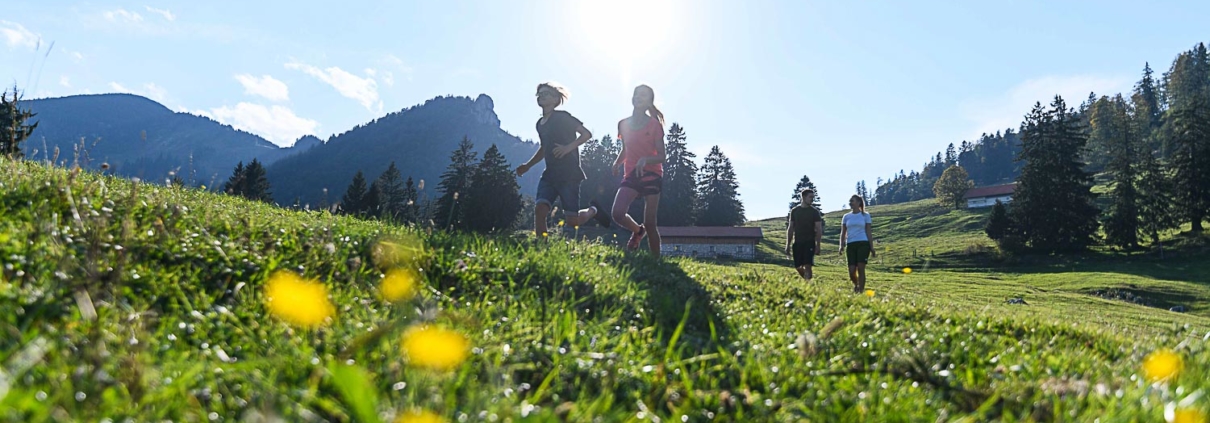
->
[[611, 85, 666, 256]]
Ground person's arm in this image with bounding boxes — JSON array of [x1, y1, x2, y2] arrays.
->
[[866, 214, 876, 257], [814, 220, 823, 255], [634, 124, 667, 177], [553, 124, 593, 158], [515, 146, 544, 176], [785, 214, 795, 256], [612, 120, 626, 175], [839, 220, 848, 253]]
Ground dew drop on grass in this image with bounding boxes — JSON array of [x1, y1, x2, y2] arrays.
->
[[393, 382, 406, 391], [75, 392, 86, 401], [35, 391, 46, 401]]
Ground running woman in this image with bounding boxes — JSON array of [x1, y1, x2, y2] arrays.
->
[[839, 194, 876, 293], [611, 85, 665, 256], [516, 82, 611, 236]]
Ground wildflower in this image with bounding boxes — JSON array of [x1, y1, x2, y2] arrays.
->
[[902, 267, 912, 274], [401, 326, 469, 371], [864, 289, 875, 298], [264, 271, 335, 328], [380, 268, 419, 302], [1169, 408, 1206, 423], [1142, 349, 1182, 383], [395, 409, 446, 423]]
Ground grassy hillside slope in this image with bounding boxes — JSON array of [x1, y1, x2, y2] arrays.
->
[[2, 161, 1208, 421]]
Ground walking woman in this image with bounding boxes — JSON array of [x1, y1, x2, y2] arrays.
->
[[611, 84, 665, 256], [516, 82, 612, 236], [839, 194, 876, 293]]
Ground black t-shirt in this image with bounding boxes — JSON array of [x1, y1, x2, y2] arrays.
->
[[536, 110, 586, 181], [789, 205, 822, 244]]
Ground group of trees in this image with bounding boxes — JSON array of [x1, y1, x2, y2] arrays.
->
[[984, 43, 1210, 251], [874, 131, 1021, 206], [221, 159, 273, 202]]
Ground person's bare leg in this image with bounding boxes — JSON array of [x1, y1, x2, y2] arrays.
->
[[857, 263, 867, 292], [534, 202, 551, 237], [644, 194, 661, 258], [565, 206, 599, 227], [849, 266, 859, 292], [611, 188, 641, 233]]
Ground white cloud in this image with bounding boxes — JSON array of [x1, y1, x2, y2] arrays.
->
[[104, 9, 145, 23], [286, 61, 380, 112], [109, 82, 132, 92], [960, 74, 1132, 140], [67, 50, 85, 63], [59, 76, 70, 88], [1, 20, 40, 49], [144, 6, 176, 21], [196, 103, 319, 147], [234, 74, 289, 102]]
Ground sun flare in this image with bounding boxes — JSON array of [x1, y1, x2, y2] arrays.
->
[[578, 0, 678, 74]]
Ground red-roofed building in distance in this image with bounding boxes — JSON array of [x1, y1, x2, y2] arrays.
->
[[964, 183, 1017, 209], [659, 226, 764, 259]]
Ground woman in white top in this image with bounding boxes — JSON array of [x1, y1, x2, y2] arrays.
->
[[839, 194, 876, 293]]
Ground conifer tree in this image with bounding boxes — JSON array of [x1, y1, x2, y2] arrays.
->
[[435, 137, 478, 229], [0, 86, 37, 158], [341, 171, 369, 216], [463, 144, 522, 233], [659, 123, 699, 226], [695, 146, 745, 226], [789, 175, 821, 209], [1101, 95, 1142, 249]]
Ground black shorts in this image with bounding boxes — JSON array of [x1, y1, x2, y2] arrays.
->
[[620, 173, 662, 196], [535, 176, 580, 215], [846, 241, 871, 266], [792, 242, 815, 267]]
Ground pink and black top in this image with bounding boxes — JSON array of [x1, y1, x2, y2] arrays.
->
[[619, 116, 665, 178]]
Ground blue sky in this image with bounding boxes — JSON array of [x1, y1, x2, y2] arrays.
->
[[4, 0, 1209, 219]]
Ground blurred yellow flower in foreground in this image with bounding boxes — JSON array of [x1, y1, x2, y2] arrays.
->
[[1171, 408, 1207, 423], [264, 271, 335, 328], [902, 267, 912, 274], [402, 326, 469, 371], [380, 268, 419, 302], [864, 289, 876, 298], [372, 235, 425, 270], [395, 409, 446, 423], [1143, 349, 1182, 383]]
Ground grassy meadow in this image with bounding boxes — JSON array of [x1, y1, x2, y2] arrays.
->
[[2, 160, 1209, 422]]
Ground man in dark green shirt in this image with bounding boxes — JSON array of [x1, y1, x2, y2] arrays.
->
[[786, 189, 823, 280]]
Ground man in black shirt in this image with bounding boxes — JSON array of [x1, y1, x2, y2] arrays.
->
[[786, 189, 823, 280], [516, 82, 611, 236]]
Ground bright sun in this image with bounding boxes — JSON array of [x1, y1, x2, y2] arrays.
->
[[578, 0, 677, 71]]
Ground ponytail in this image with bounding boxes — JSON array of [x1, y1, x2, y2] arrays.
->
[[648, 104, 665, 125]]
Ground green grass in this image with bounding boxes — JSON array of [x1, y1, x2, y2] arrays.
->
[[2, 160, 1209, 421]]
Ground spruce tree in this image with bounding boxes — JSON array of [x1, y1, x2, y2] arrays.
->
[[222, 162, 246, 196], [1137, 152, 1177, 245], [1167, 96, 1210, 233], [1009, 96, 1100, 252], [341, 171, 369, 216], [659, 123, 699, 226], [375, 162, 407, 222], [580, 135, 621, 224], [463, 144, 522, 233], [1101, 95, 1142, 249], [401, 176, 419, 224], [364, 181, 382, 218], [695, 146, 745, 226], [1132, 63, 1162, 148], [1, 86, 37, 158], [242, 159, 273, 202], [933, 165, 973, 209], [435, 137, 479, 229], [985, 200, 1010, 244], [789, 175, 821, 209]]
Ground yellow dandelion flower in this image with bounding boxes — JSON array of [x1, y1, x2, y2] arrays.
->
[[864, 289, 876, 298], [1171, 408, 1207, 423], [395, 409, 446, 423], [380, 268, 419, 303], [401, 326, 469, 371], [902, 267, 912, 274], [542, 232, 549, 237], [1142, 349, 1182, 383], [264, 271, 335, 328]]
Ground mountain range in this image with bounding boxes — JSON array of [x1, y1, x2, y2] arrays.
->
[[23, 93, 541, 205]]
